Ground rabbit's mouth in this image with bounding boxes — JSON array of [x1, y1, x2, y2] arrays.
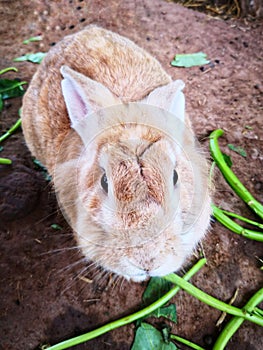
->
[[108, 243, 187, 282]]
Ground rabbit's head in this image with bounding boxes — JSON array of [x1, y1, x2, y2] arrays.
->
[[55, 66, 211, 282]]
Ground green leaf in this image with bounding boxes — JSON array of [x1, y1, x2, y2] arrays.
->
[[162, 326, 171, 344], [14, 52, 46, 64], [23, 35, 42, 44], [0, 79, 26, 99], [227, 144, 247, 158], [150, 304, 177, 323], [171, 52, 210, 68], [143, 277, 172, 305], [0, 93, 3, 112], [51, 224, 63, 230], [132, 323, 177, 350], [139, 278, 176, 324], [222, 153, 233, 168], [0, 146, 3, 152]]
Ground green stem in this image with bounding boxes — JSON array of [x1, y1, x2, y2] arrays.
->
[[171, 334, 205, 350], [209, 129, 263, 219], [254, 307, 263, 317], [0, 67, 18, 75], [164, 274, 263, 327], [212, 288, 263, 350], [221, 210, 263, 229], [0, 81, 27, 93], [212, 204, 263, 242], [0, 118, 21, 143], [0, 157, 12, 164], [46, 258, 206, 350]]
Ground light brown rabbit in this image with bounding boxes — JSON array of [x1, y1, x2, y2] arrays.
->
[[22, 25, 211, 282]]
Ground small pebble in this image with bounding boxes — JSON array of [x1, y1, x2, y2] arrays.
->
[[251, 148, 259, 160], [255, 182, 262, 191], [203, 334, 214, 346], [208, 61, 215, 68]]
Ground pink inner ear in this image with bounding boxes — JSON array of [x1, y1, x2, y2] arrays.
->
[[61, 78, 88, 126]]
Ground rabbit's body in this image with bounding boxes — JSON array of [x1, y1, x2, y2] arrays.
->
[[22, 25, 211, 282]]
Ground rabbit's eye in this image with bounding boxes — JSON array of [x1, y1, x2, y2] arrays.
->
[[101, 173, 108, 193], [173, 170, 178, 186]]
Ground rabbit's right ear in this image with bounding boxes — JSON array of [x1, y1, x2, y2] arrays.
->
[[60, 66, 120, 128], [143, 80, 185, 122]]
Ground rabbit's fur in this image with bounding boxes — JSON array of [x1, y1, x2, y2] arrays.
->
[[22, 25, 211, 282]]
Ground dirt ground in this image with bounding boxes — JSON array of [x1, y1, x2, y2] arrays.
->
[[0, 1, 262, 349]]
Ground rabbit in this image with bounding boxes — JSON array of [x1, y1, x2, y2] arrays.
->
[[22, 25, 211, 282]]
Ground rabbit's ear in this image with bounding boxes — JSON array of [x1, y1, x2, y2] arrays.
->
[[143, 80, 185, 122], [60, 65, 120, 127]]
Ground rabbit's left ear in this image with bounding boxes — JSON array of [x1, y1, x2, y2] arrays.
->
[[61, 65, 120, 128], [143, 80, 185, 122]]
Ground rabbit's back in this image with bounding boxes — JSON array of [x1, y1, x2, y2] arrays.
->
[[22, 25, 171, 172]]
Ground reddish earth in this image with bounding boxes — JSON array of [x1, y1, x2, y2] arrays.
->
[[0, 1, 262, 349]]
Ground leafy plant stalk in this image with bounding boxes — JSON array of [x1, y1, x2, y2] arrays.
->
[[164, 274, 263, 326], [46, 258, 206, 350], [0, 118, 21, 143], [212, 204, 263, 242], [209, 129, 263, 219], [213, 288, 263, 350]]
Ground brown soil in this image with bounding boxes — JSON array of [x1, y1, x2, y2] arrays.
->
[[0, 1, 262, 349]]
